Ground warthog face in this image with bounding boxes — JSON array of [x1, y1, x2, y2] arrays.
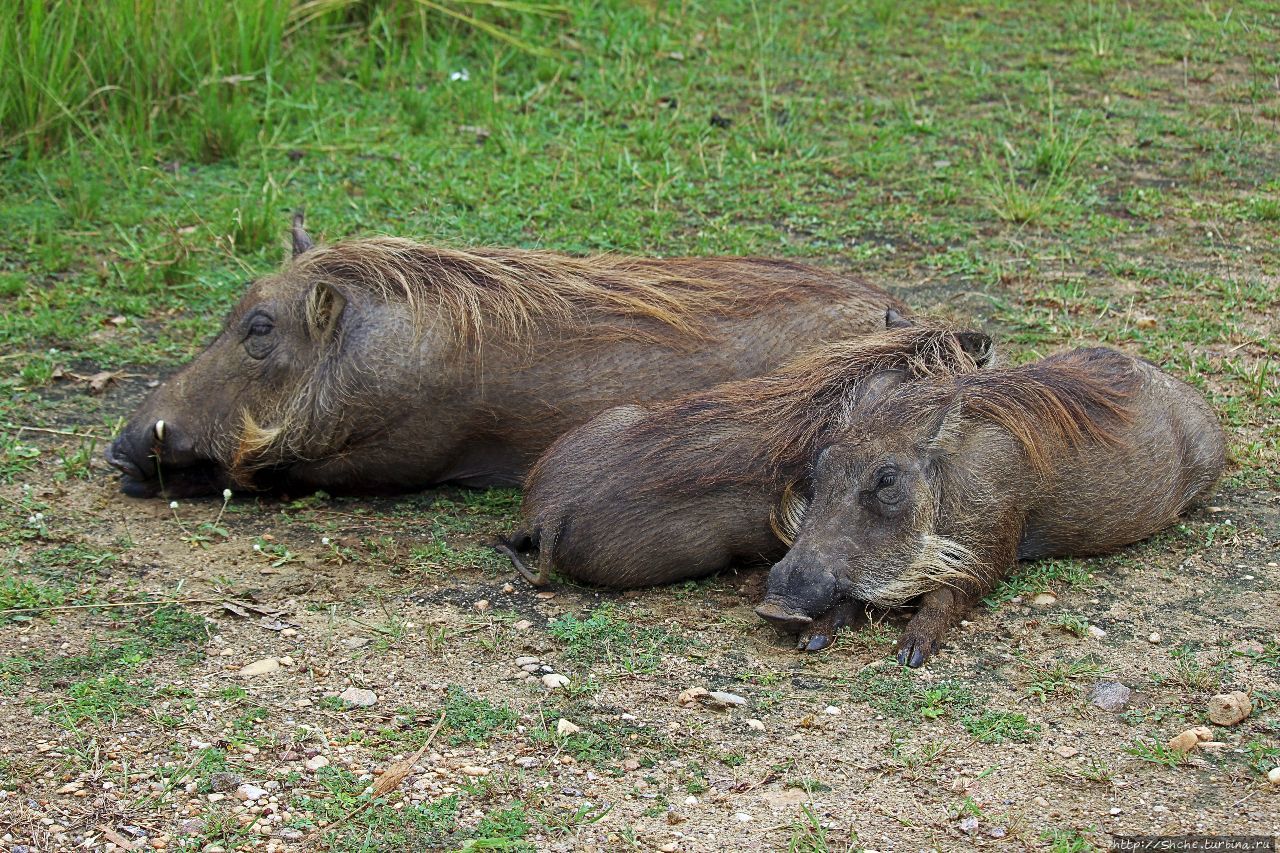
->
[[756, 402, 973, 633], [105, 222, 348, 496]]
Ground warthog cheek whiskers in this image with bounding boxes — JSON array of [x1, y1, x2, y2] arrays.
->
[[859, 534, 980, 606]]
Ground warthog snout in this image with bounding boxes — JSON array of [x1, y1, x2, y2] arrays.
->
[[105, 417, 214, 498], [754, 600, 814, 633]]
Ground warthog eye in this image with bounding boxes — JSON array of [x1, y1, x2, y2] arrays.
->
[[243, 312, 276, 359], [869, 465, 904, 508]]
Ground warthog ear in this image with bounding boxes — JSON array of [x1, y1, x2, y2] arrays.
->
[[955, 331, 995, 368], [305, 281, 346, 344], [885, 308, 914, 329], [923, 395, 965, 456], [291, 210, 315, 257]]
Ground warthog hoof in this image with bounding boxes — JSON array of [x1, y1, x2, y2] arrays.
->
[[795, 600, 863, 653]]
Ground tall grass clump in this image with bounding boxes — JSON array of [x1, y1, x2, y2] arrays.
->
[[1, 0, 566, 156], [0, 0, 290, 154]]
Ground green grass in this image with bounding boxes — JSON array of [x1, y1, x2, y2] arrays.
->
[[851, 665, 975, 721], [442, 685, 518, 746], [960, 711, 1041, 744], [547, 605, 681, 675], [295, 766, 461, 852]]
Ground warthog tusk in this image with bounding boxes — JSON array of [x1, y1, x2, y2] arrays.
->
[[154, 419, 166, 442]]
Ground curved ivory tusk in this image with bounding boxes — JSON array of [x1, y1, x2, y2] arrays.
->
[[154, 419, 166, 442]]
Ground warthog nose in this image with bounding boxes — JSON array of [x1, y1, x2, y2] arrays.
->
[[755, 601, 813, 634]]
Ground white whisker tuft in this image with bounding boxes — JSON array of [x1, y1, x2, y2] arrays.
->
[[770, 482, 808, 546], [859, 534, 980, 605]]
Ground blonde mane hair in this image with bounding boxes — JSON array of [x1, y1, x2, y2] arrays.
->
[[286, 238, 849, 349]]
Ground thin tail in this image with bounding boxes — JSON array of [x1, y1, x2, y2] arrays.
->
[[496, 530, 548, 587]]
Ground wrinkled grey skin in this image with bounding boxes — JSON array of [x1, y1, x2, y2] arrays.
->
[[508, 322, 994, 609], [105, 225, 906, 498], [756, 348, 1227, 667]]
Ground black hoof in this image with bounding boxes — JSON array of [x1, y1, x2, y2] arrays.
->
[[801, 633, 832, 652], [896, 640, 937, 668]]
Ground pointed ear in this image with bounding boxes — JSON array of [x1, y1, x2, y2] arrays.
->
[[885, 308, 914, 329], [855, 369, 907, 407], [955, 331, 995, 368], [291, 209, 315, 257], [922, 396, 965, 456], [305, 281, 346, 344]]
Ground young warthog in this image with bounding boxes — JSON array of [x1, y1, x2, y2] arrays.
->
[[106, 215, 908, 497], [506, 321, 993, 608], [755, 347, 1226, 666]]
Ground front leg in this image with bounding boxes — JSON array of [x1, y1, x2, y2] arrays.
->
[[896, 539, 1014, 667]]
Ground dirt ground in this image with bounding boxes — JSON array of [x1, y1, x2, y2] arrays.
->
[[1, 286, 1277, 853]]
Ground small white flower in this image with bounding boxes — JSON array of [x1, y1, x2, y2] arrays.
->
[[253, 543, 262, 551], [321, 537, 331, 546], [222, 488, 233, 501], [449, 69, 470, 82], [34, 512, 43, 521], [169, 500, 179, 509]]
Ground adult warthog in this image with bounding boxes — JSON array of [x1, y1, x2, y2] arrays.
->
[[105, 216, 907, 497]]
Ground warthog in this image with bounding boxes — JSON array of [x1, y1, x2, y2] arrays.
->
[[105, 216, 908, 497], [755, 347, 1226, 666], [505, 320, 994, 606]]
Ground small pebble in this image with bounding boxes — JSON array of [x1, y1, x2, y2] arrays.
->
[[1031, 592, 1057, 607], [474, 599, 491, 612], [556, 719, 580, 736], [1267, 767, 1280, 786], [823, 705, 841, 716], [235, 784, 267, 802], [305, 756, 329, 771], [1148, 632, 1161, 643], [734, 812, 752, 823], [1207, 691, 1252, 726], [1087, 625, 1106, 639], [746, 719, 766, 731], [238, 658, 281, 678], [339, 687, 377, 708], [512, 620, 533, 631], [541, 673, 570, 689], [515, 656, 539, 667], [1088, 681, 1131, 712], [708, 691, 748, 708]]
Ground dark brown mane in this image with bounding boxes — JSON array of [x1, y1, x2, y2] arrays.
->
[[859, 347, 1137, 471], [952, 348, 1136, 469], [532, 324, 990, 495], [285, 237, 851, 348]]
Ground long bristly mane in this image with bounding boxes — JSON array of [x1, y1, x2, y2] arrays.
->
[[286, 238, 852, 348], [951, 348, 1136, 469], [867, 347, 1138, 472], [527, 325, 990, 496]]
